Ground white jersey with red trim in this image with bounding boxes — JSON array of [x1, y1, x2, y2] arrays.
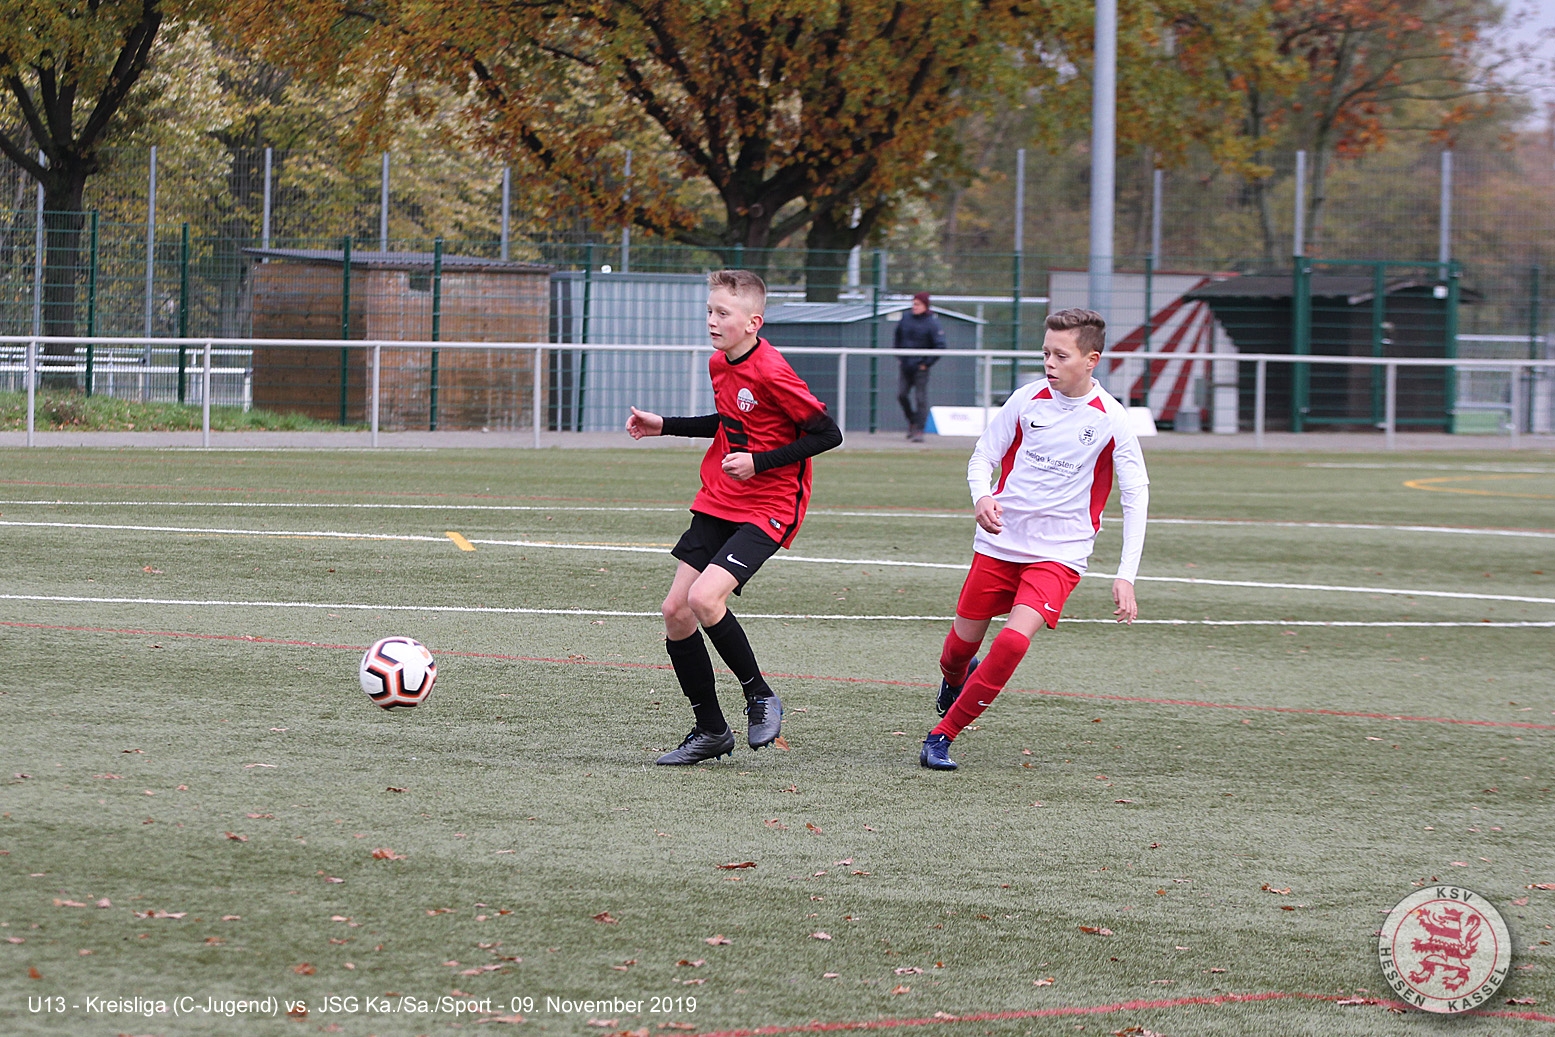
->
[[966, 377, 1149, 581]]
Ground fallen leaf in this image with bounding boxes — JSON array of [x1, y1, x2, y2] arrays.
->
[[894, 966, 923, 975], [293, 963, 316, 975], [1260, 884, 1292, 895], [1114, 799, 1135, 804], [1529, 883, 1555, 891], [1507, 998, 1539, 1005], [204, 937, 224, 945], [716, 861, 757, 870], [1336, 997, 1369, 1006], [1033, 977, 1055, 987], [95, 898, 111, 908], [704, 934, 731, 945], [53, 899, 87, 908], [1078, 926, 1114, 936], [242, 763, 276, 769], [810, 932, 832, 940], [1513, 897, 1530, 906], [222, 915, 241, 921], [805, 822, 823, 834], [888, 984, 910, 995], [28, 967, 41, 980], [823, 972, 840, 978], [773, 736, 790, 751], [288, 1005, 308, 1019], [675, 959, 705, 968], [5, 937, 23, 944], [682, 978, 705, 986], [586, 1019, 618, 1028], [764, 819, 788, 829], [386, 786, 407, 793], [1450, 861, 1469, 867], [324, 877, 344, 884], [224, 832, 248, 842], [371, 848, 406, 860], [122, 748, 145, 754]]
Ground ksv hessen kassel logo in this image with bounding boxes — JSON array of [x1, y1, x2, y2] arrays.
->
[[736, 387, 758, 412], [1377, 885, 1511, 1013]]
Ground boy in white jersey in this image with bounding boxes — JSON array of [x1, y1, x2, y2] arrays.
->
[[921, 308, 1149, 771]]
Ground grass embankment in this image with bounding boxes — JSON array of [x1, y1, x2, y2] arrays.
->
[[0, 390, 351, 431]]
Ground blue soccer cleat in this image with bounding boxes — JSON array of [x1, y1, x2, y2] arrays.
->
[[935, 656, 979, 717], [919, 732, 958, 771]]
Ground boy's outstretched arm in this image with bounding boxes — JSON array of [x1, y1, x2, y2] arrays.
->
[[629, 406, 720, 439], [1111, 437, 1150, 624]]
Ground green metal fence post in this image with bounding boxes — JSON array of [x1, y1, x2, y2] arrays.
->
[[430, 237, 443, 431], [85, 210, 98, 397], [1369, 261, 1386, 426], [177, 222, 190, 403], [1529, 263, 1541, 434], [1009, 249, 1022, 391], [578, 242, 594, 431], [1142, 253, 1154, 404], [868, 249, 881, 433], [1291, 257, 1312, 433], [340, 235, 352, 425], [1443, 260, 1460, 433]]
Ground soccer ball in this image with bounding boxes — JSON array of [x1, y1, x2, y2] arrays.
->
[[359, 636, 437, 709]]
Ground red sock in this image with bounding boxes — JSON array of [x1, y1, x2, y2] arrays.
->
[[938, 625, 981, 689], [932, 627, 1030, 738]]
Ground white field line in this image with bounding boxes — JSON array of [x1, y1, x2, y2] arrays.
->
[[3, 499, 1554, 544], [5, 518, 1554, 606], [1, 594, 1551, 628], [2, 499, 1552, 540]]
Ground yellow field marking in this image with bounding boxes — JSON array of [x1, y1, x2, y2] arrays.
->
[[445, 531, 476, 552], [1403, 474, 1555, 500]]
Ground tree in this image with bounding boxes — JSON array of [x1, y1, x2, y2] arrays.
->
[[226, 0, 1069, 290], [1185, 0, 1509, 257], [0, 0, 207, 365]]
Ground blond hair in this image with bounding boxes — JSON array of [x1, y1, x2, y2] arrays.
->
[[1045, 308, 1107, 354], [708, 269, 767, 314]]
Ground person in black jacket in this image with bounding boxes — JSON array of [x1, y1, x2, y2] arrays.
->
[[894, 291, 947, 441]]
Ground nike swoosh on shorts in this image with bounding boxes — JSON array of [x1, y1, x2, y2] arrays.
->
[[726, 554, 748, 568], [1043, 602, 1057, 611]]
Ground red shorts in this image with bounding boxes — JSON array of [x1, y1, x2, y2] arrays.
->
[[954, 554, 1082, 629]]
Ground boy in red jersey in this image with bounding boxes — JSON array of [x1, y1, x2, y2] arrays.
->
[[921, 308, 1149, 771], [627, 270, 842, 765]]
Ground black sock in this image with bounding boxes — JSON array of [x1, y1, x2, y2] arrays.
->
[[704, 610, 772, 701], [665, 630, 727, 734]]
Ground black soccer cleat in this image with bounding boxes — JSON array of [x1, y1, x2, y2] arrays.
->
[[936, 656, 980, 717], [744, 694, 783, 749], [920, 732, 958, 771], [656, 726, 737, 766]]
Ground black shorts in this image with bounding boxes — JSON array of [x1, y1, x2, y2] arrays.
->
[[671, 512, 782, 594]]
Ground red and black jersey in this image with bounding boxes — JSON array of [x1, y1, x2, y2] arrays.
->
[[689, 339, 832, 548]]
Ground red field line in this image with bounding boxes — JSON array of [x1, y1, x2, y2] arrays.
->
[[690, 991, 1555, 1036], [7, 621, 1554, 732]]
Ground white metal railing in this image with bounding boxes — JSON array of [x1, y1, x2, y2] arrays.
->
[[4, 335, 1554, 450]]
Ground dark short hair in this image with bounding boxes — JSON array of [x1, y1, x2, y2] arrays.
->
[[1045, 308, 1106, 354], [708, 269, 767, 314]]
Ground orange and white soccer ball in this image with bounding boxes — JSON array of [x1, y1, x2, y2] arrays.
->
[[359, 636, 437, 709]]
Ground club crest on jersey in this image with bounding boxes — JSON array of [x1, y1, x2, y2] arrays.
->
[[737, 387, 758, 412], [1079, 425, 1097, 445]]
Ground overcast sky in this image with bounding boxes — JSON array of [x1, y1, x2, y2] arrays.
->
[[1501, 0, 1555, 126]]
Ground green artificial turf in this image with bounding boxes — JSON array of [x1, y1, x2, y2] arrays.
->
[[0, 447, 1552, 1036]]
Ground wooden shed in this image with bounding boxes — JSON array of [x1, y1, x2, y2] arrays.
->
[[244, 248, 551, 429]]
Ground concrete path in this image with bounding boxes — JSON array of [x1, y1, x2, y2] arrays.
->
[[2, 428, 1552, 453]]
